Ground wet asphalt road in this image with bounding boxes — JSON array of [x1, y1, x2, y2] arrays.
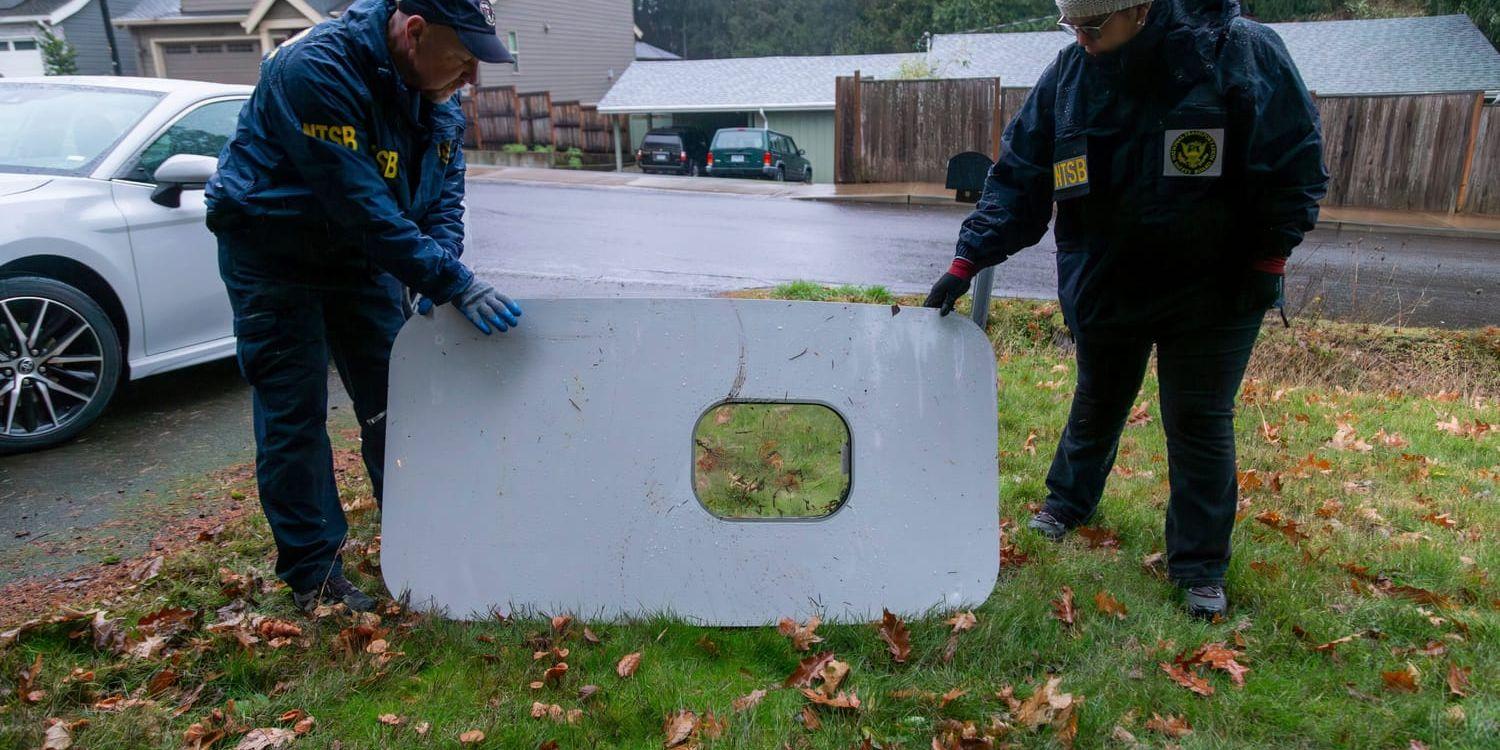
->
[[1, 179, 1495, 586]]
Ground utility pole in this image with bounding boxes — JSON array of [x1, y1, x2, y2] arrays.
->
[[98, 0, 123, 75]]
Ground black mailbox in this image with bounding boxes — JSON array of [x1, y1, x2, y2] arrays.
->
[[945, 151, 994, 205]]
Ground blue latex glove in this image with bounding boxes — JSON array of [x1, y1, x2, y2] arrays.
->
[[430, 278, 523, 334]]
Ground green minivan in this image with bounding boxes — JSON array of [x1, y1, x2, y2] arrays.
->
[[706, 128, 813, 183]]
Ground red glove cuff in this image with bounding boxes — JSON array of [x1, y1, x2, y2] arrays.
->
[[947, 257, 977, 281], [1252, 256, 1287, 275]]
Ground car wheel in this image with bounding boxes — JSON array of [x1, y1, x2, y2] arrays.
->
[[773, 167, 786, 182], [804, 167, 814, 184], [0, 276, 123, 454]]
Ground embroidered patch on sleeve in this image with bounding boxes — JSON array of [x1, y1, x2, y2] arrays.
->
[[1053, 155, 1089, 191]]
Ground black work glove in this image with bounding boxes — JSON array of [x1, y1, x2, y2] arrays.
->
[[1240, 270, 1284, 313], [923, 258, 977, 316]]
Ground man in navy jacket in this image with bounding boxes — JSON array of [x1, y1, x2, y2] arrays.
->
[[207, 0, 521, 612], [925, 0, 1327, 618]]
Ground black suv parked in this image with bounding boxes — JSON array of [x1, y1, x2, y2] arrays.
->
[[636, 126, 709, 176]]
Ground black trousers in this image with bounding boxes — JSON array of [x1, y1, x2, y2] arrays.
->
[[1041, 311, 1263, 587], [218, 238, 406, 594]]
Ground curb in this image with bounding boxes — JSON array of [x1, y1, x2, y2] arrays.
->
[[1317, 220, 1500, 242], [795, 194, 1500, 241]]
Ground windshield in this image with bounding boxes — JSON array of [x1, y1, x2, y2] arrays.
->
[[713, 130, 764, 149], [0, 83, 163, 175]]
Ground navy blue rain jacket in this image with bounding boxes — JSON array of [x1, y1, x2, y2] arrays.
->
[[205, 0, 472, 304], [956, 0, 1328, 332]]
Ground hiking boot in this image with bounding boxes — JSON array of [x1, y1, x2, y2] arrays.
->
[[1027, 510, 1070, 542], [1185, 585, 1227, 620], [292, 572, 376, 614]]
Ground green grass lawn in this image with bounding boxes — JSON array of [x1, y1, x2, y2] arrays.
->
[[1, 285, 1496, 749], [694, 403, 851, 519]]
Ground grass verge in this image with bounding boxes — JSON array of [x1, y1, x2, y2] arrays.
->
[[1, 284, 1496, 749]]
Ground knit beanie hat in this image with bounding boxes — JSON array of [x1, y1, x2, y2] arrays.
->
[[1055, 0, 1146, 20]]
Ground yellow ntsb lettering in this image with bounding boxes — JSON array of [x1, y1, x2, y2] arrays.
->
[[375, 149, 399, 179], [300, 123, 358, 151], [1053, 155, 1088, 191]]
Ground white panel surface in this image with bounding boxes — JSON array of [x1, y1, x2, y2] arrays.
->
[[382, 298, 999, 625]]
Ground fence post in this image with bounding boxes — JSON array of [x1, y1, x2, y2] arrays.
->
[[613, 117, 623, 172], [970, 266, 994, 330], [1455, 91, 1485, 214], [990, 77, 1002, 161], [852, 70, 862, 183]]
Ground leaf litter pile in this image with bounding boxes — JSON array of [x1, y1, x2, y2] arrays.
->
[[1, 292, 1496, 748]]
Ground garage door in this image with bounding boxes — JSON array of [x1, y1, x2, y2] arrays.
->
[[0, 38, 44, 77], [160, 41, 263, 85]]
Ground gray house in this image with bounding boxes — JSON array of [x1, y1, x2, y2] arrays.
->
[[114, 0, 349, 85], [478, 0, 633, 104], [600, 14, 1500, 183], [0, 0, 143, 76], [114, 0, 633, 101]]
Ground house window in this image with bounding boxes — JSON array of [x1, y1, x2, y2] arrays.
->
[[507, 31, 518, 72], [225, 42, 255, 52], [13, 40, 37, 51], [0, 41, 11, 51], [164, 44, 192, 55]]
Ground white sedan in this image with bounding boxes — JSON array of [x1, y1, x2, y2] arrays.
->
[[0, 76, 252, 453]]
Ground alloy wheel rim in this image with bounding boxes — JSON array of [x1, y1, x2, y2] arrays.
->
[[0, 296, 106, 438]]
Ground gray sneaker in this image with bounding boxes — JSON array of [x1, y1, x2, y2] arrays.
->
[[1027, 510, 1069, 542], [292, 572, 376, 614], [1185, 585, 1227, 620]]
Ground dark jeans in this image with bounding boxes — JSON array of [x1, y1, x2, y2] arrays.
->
[[218, 240, 406, 593], [1041, 312, 1264, 587]]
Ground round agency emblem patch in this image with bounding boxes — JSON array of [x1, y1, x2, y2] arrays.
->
[[479, 0, 496, 26], [1169, 130, 1218, 175]]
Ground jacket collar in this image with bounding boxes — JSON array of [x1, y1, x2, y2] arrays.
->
[[344, 0, 424, 128]]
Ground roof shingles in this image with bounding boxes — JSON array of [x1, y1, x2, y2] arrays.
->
[[601, 14, 1500, 112]]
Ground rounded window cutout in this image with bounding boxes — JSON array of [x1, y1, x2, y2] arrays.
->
[[693, 402, 852, 520]]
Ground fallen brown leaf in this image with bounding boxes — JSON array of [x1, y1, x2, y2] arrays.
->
[[1094, 591, 1128, 621], [616, 651, 642, 678], [1382, 664, 1420, 692], [800, 688, 861, 710], [378, 714, 406, 727], [1446, 663, 1471, 697], [1051, 586, 1077, 628], [800, 704, 822, 731], [1144, 713, 1193, 738], [784, 652, 835, 688], [877, 609, 911, 663], [1076, 527, 1119, 550], [663, 710, 698, 747], [458, 729, 485, 744], [732, 688, 767, 711], [233, 728, 296, 750], [1180, 642, 1250, 687], [1160, 662, 1214, 696], [777, 616, 824, 651], [820, 658, 851, 697]]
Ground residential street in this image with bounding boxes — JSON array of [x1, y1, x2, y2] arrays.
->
[[0, 178, 1495, 586]]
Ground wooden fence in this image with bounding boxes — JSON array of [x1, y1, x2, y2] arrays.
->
[[463, 85, 520, 149], [552, 100, 583, 152], [836, 74, 1023, 184], [1314, 92, 1485, 213], [463, 87, 626, 154], [518, 91, 553, 146], [1456, 102, 1500, 215], [579, 105, 619, 153], [834, 79, 1497, 216]]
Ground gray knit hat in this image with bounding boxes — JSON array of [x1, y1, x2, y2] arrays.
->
[[1055, 0, 1145, 19]]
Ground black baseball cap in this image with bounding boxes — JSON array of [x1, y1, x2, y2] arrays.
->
[[397, 0, 514, 64]]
